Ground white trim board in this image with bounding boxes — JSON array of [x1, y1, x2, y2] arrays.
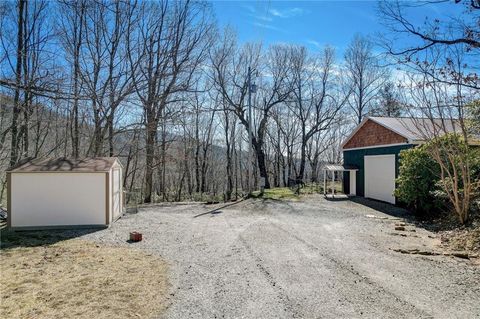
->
[[342, 142, 412, 152]]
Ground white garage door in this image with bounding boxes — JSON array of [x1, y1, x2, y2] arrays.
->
[[364, 155, 396, 204]]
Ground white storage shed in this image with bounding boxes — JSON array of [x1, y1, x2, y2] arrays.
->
[[7, 157, 123, 230]]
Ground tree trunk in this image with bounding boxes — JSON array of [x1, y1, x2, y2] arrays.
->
[[201, 157, 207, 193], [71, 2, 84, 158], [225, 124, 233, 201], [297, 134, 307, 181], [310, 155, 319, 183], [253, 140, 270, 189], [107, 114, 114, 156], [144, 119, 156, 203], [160, 119, 167, 201], [10, 0, 25, 167], [193, 109, 201, 194], [92, 106, 103, 156]]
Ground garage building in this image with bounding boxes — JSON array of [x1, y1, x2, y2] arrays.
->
[[341, 117, 458, 204], [7, 157, 123, 230]]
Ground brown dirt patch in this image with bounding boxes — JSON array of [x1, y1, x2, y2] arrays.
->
[[0, 239, 169, 319], [440, 226, 480, 253]]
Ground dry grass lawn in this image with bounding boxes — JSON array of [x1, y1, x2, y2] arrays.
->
[[0, 236, 169, 319]]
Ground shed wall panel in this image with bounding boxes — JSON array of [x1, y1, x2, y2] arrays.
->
[[343, 144, 414, 197], [11, 173, 106, 227]]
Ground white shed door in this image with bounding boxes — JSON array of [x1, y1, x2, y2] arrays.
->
[[364, 155, 396, 204], [112, 169, 121, 219]]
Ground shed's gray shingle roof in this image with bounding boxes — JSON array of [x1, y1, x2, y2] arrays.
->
[[369, 117, 461, 142], [340, 116, 470, 150], [8, 157, 119, 173]]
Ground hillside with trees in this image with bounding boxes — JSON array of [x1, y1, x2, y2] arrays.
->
[[1, 0, 478, 216]]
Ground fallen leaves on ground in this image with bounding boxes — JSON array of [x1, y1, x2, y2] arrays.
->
[[440, 226, 480, 254]]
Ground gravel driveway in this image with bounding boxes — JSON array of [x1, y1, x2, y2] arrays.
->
[[84, 196, 480, 319]]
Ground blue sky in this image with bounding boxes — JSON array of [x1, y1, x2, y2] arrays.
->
[[211, 1, 464, 57]]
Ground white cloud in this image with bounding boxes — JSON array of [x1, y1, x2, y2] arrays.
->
[[307, 39, 322, 49], [244, 5, 305, 34], [255, 15, 273, 22], [242, 4, 255, 13], [252, 22, 283, 32], [269, 7, 305, 18]]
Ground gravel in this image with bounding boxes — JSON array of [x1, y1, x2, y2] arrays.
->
[[82, 196, 480, 319]]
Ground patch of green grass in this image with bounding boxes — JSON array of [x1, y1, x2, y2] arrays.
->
[[318, 181, 343, 193], [251, 187, 299, 200], [250, 183, 343, 201], [300, 183, 324, 195]]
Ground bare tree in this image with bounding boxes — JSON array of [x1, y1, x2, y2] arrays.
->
[[379, 0, 479, 223], [289, 45, 348, 182], [378, 0, 479, 90], [188, 89, 216, 196], [1, 0, 448, 206], [211, 32, 293, 189], [127, 0, 212, 203], [306, 130, 333, 183], [378, 1, 479, 55], [76, 0, 134, 156], [9, 0, 26, 166], [283, 108, 301, 185], [344, 34, 387, 123], [0, 0, 53, 165], [400, 49, 479, 223], [221, 95, 237, 200], [58, 0, 87, 158], [267, 108, 289, 187]]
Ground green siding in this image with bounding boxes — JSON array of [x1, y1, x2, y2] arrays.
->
[[343, 144, 414, 198]]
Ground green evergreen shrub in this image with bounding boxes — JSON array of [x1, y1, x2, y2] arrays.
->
[[395, 146, 443, 216]]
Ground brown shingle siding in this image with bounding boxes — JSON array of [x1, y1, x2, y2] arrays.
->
[[343, 119, 408, 149]]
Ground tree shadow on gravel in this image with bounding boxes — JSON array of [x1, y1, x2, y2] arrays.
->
[[349, 197, 412, 219], [193, 199, 246, 218], [350, 196, 480, 239], [324, 196, 349, 202], [0, 226, 102, 250]]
